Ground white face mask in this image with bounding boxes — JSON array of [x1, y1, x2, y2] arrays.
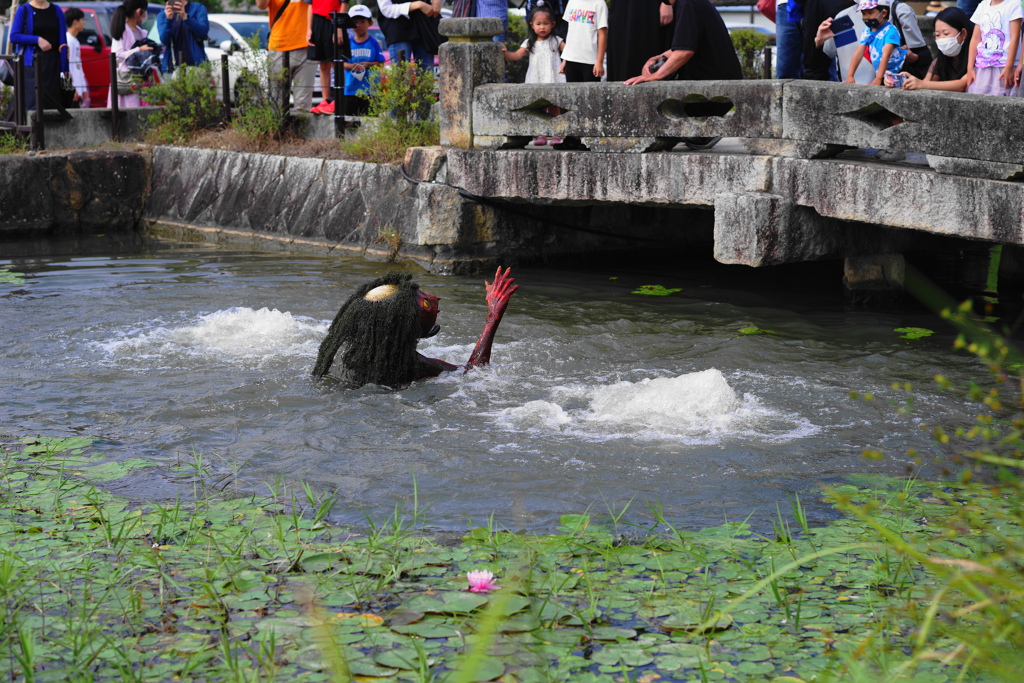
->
[[936, 35, 963, 57]]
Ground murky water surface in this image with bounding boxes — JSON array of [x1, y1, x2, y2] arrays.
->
[[1, 241, 985, 531]]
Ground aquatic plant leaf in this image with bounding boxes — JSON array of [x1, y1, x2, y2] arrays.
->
[[498, 613, 540, 632], [441, 655, 504, 682], [391, 620, 461, 638], [631, 284, 682, 296], [660, 605, 733, 633], [0, 266, 26, 285], [301, 552, 348, 572], [738, 326, 776, 335], [387, 608, 424, 626], [589, 626, 638, 641], [348, 658, 399, 677], [373, 648, 425, 670], [894, 327, 935, 339], [406, 591, 489, 614]]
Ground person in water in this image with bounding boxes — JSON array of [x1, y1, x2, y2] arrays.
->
[[312, 267, 518, 388]]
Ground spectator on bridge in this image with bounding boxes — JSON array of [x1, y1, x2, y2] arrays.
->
[[156, 0, 210, 73], [109, 0, 157, 108], [560, 0, 608, 83], [307, 0, 349, 116], [8, 0, 71, 115], [526, 0, 567, 39], [967, 0, 1021, 96], [894, 7, 972, 90], [845, 0, 905, 86], [503, 4, 565, 144], [802, 0, 855, 80], [776, 0, 805, 78], [474, 0, 509, 42], [65, 7, 90, 108], [255, 0, 315, 112], [606, 0, 673, 82], [377, 0, 442, 71], [623, 0, 742, 84]]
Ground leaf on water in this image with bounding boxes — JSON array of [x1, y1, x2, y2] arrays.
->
[[387, 608, 424, 626], [391, 619, 461, 638], [347, 658, 399, 678], [406, 591, 489, 614], [738, 326, 776, 336], [301, 552, 348, 572], [440, 656, 504, 682], [330, 612, 385, 627], [660, 604, 733, 633], [631, 284, 682, 296], [0, 266, 26, 285], [894, 327, 935, 340], [589, 626, 638, 641], [373, 649, 425, 671]]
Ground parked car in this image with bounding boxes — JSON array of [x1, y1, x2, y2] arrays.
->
[[59, 1, 165, 106], [202, 13, 271, 101]]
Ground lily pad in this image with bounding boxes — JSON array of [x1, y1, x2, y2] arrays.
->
[[347, 659, 399, 677], [632, 284, 682, 296], [660, 605, 734, 633], [894, 327, 934, 340], [373, 648, 426, 671], [738, 326, 776, 336], [441, 656, 505, 682], [589, 626, 638, 641], [406, 591, 489, 614]]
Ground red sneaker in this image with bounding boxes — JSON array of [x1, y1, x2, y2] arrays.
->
[[318, 100, 335, 115], [310, 101, 325, 114]]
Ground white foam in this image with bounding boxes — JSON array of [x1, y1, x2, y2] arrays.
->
[[97, 307, 327, 363], [492, 368, 819, 446]]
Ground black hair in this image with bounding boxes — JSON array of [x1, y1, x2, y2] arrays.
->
[[111, 0, 149, 41], [526, 6, 558, 54], [312, 272, 424, 388], [65, 7, 85, 27], [935, 6, 972, 35]]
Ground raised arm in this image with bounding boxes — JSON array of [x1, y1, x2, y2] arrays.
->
[[466, 266, 518, 369]]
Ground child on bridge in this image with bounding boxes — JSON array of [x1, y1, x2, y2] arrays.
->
[[846, 0, 906, 86], [503, 5, 565, 145]]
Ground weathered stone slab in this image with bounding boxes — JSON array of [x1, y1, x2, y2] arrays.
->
[[444, 149, 773, 205], [773, 156, 1024, 244], [782, 80, 1024, 165], [926, 155, 1024, 181], [472, 80, 783, 141], [438, 19, 505, 149]]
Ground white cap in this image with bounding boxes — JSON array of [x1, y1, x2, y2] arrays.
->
[[350, 5, 372, 19]]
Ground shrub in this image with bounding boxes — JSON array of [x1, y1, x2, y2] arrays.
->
[[142, 62, 223, 144], [0, 130, 27, 155], [341, 61, 439, 164], [731, 28, 772, 80], [231, 36, 291, 147], [504, 12, 528, 84]]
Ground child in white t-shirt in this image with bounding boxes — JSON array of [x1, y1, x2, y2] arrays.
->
[[967, 0, 1022, 95], [559, 0, 607, 83]]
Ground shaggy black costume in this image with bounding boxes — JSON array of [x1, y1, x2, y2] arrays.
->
[[312, 273, 425, 387]]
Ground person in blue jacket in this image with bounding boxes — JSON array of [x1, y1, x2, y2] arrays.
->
[[9, 0, 71, 114], [157, 0, 210, 72]]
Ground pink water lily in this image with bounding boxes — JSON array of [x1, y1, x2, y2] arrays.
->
[[466, 570, 500, 593]]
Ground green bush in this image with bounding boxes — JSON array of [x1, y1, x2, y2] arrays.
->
[[231, 36, 291, 146], [341, 61, 439, 163], [0, 130, 27, 155], [142, 62, 223, 144], [731, 28, 772, 80], [504, 12, 529, 84]]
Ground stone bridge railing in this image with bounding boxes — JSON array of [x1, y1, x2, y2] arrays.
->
[[438, 18, 1024, 181]]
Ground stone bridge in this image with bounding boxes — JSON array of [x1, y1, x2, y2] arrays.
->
[[414, 17, 1024, 301]]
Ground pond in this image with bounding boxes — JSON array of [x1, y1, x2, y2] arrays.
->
[[1, 238, 984, 531]]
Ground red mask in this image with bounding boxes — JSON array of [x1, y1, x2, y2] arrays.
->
[[417, 290, 440, 338]]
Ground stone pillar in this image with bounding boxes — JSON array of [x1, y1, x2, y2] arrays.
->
[[843, 254, 906, 308], [438, 18, 505, 149]]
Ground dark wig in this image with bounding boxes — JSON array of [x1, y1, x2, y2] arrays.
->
[[111, 0, 149, 41], [312, 272, 423, 388], [526, 6, 558, 54]]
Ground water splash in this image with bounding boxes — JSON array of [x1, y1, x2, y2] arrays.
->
[[97, 307, 326, 364]]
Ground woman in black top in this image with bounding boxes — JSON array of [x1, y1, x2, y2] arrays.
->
[[898, 7, 971, 91], [9, 0, 71, 114]]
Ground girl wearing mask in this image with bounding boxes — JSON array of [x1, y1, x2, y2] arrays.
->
[[896, 7, 973, 90]]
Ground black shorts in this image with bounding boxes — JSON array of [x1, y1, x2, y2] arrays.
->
[[307, 13, 340, 62], [563, 60, 600, 83], [344, 94, 368, 116]]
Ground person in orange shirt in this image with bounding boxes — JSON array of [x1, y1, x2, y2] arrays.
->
[[255, 0, 315, 111]]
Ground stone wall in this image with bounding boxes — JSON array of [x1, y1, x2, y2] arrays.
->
[[0, 150, 149, 239]]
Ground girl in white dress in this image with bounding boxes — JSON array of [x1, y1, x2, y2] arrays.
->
[[503, 6, 565, 145]]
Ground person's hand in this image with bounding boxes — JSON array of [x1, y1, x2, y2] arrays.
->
[[139, 45, 153, 51], [883, 71, 894, 87], [593, 62, 604, 78], [905, 46, 917, 62], [164, 1, 175, 19], [625, 72, 652, 85], [815, 18, 834, 48], [1001, 65, 1015, 89], [966, 69, 975, 87], [659, 2, 673, 26], [870, 76, 883, 86], [559, 59, 565, 74], [37, 37, 52, 51], [641, 54, 660, 76], [484, 266, 518, 319], [307, 28, 313, 46], [902, 73, 920, 89], [351, 63, 365, 73], [1016, 63, 1022, 87], [73, 91, 80, 102], [845, 75, 856, 84]]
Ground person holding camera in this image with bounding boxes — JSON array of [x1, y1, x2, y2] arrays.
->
[[157, 0, 209, 73]]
